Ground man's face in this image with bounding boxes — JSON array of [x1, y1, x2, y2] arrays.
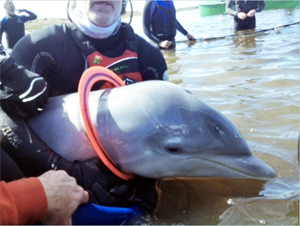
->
[[79, 0, 123, 27], [4, 0, 15, 14]]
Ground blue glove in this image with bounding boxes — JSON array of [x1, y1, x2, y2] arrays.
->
[[0, 56, 49, 118]]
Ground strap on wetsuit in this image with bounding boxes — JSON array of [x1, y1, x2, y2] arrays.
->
[[66, 21, 97, 65]]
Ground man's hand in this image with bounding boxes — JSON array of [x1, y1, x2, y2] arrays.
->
[[159, 40, 173, 49], [237, 12, 247, 20], [38, 170, 89, 225], [186, 33, 196, 41], [247, 9, 256, 17]]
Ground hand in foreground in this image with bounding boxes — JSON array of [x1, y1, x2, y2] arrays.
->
[[159, 40, 173, 49], [38, 170, 89, 225], [247, 9, 256, 17]]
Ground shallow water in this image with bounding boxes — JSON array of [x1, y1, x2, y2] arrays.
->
[[130, 7, 299, 225]]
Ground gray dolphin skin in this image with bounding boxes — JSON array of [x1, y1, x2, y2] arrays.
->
[[27, 81, 276, 180]]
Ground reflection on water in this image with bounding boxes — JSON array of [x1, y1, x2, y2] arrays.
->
[[149, 179, 299, 225], [219, 193, 299, 225], [131, 6, 299, 226]]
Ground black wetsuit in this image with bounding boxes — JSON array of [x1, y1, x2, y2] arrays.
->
[[0, 22, 166, 211], [0, 10, 37, 49], [11, 22, 168, 96], [143, 0, 188, 48], [226, 0, 265, 30]]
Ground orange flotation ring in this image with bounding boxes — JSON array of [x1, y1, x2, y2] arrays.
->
[[78, 66, 135, 180]]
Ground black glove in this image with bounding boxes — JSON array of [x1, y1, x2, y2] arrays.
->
[[88, 178, 158, 213], [128, 177, 158, 213], [0, 44, 6, 56], [88, 182, 131, 206], [0, 56, 49, 118]]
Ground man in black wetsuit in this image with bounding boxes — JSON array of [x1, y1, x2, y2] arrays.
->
[[0, 0, 166, 216], [0, 0, 37, 52], [226, 0, 265, 31], [143, 0, 195, 49]]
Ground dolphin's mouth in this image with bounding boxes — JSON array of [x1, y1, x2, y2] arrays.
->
[[187, 155, 276, 180]]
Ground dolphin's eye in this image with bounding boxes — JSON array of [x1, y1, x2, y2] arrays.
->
[[168, 148, 179, 153], [165, 147, 182, 154]]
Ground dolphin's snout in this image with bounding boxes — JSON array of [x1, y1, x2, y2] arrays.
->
[[236, 155, 277, 179]]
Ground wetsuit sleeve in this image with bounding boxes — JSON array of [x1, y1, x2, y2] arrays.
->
[[11, 27, 56, 72], [0, 178, 47, 225], [175, 19, 188, 36], [136, 35, 168, 81], [143, 1, 161, 45], [11, 25, 62, 96], [11, 24, 87, 96], [226, 0, 237, 16], [19, 9, 37, 22], [256, 1, 265, 12]]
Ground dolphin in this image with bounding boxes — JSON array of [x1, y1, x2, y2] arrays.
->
[[27, 81, 276, 180]]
